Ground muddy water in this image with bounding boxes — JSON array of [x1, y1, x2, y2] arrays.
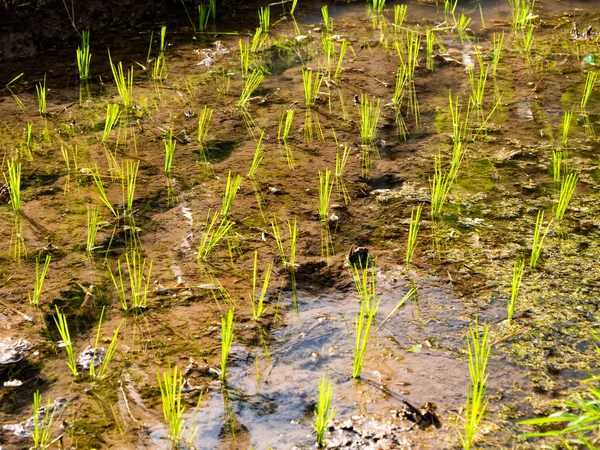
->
[[1, 0, 600, 449]]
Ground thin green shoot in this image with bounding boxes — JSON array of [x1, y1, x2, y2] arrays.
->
[[406, 205, 422, 264], [508, 0, 536, 30], [31, 391, 57, 449], [580, 71, 597, 112], [29, 253, 51, 307], [430, 155, 453, 218], [290, 0, 299, 15], [507, 259, 525, 321], [197, 211, 235, 261], [426, 29, 435, 71], [247, 130, 264, 178], [3, 158, 22, 213], [77, 29, 92, 80], [220, 308, 235, 380], [491, 32, 504, 77], [164, 128, 176, 175], [530, 210, 553, 269], [334, 39, 348, 79], [36, 73, 47, 116], [53, 306, 78, 377], [521, 23, 535, 53], [239, 39, 250, 77], [25, 121, 34, 151], [61, 146, 70, 192], [393, 4, 407, 29], [369, 0, 386, 13], [314, 373, 335, 447], [352, 261, 380, 379], [555, 173, 578, 221], [221, 171, 242, 217], [250, 251, 272, 321], [157, 365, 185, 444], [237, 70, 264, 108], [335, 142, 351, 204], [376, 288, 417, 331], [151, 25, 168, 80], [278, 108, 295, 144], [561, 108, 574, 148], [318, 169, 333, 221], [108, 50, 134, 108], [198, 105, 213, 146], [251, 27, 267, 53], [122, 160, 139, 212], [6, 72, 25, 111], [102, 103, 121, 143], [303, 68, 324, 107], [86, 205, 100, 252], [359, 94, 381, 145], [552, 150, 562, 182], [198, 3, 210, 31], [448, 92, 471, 144], [467, 63, 489, 109], [321, 5, 333, 34], [258, 6, 270, 34]]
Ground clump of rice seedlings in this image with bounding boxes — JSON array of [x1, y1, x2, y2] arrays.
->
[[102, 104, 121, 143], [151, 25, 168, 80], [89, 307, 124, 379], [318, 169, 333, 221], [430, 155, 454, 218], [278, 108, 295, 168], [258, 6, 270, 34], [491, 32, 504, 76], [552, 150, 562, 182], [35, 73, 47, 116], [86, 206, 100, 252], [303, 68, 324, 107], [580, 71, 597, 113], [197, 211, 235, 261], [314, 373, 335, 447], [220, 308, 235, 380], [77, 29, 91, 80], [406, 205, 422, 264], [467, 64, 488, 110], [239, 39, 250, 77], [455, 13, 471, 37], [448, 92, 471, 145], [164, 128, 176, 175], [583, 115, 596, 139], [251, 27, 267, 53], [561, 108, 574, 148], [3, 157, 22, 213], [393, 4, 407, 29], [530, 210, 553, 269], [108, 50, 134, 108], [359, 94, 381, 145], [368, 0, 385, 13], [352, 261, 380, 379], [157, 365, 185, 443], [555, 173, 578, 221], [247, 130, 264, 178], [461, 320, 491, 450], [507, 259, 525, 321], [53, 306, 78, 377], [250, 251, 272, 321], [221, 171, 242, 217], [31, 390, 58, 449], [333, 39, 348, 79], [321, 5, 333, 34], [29, 253, 51, 307], [271, 217, 298, 271], [334, 142, 351, 204], [109, 251, 153, 310], [517, 23, 535, 55], [197, 105, 213, 146], [122, 160, 139, 213], [392, 64, 409, 138], [395, 31, 421, 126], [508, 0, 536, 30], [198, 0, 215, 32], [237, 70, 264, 108], [321, 37, 335, 73]]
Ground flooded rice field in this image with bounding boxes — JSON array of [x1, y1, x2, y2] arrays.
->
[[1, 0, 600, 448]]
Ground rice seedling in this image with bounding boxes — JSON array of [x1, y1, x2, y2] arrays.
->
[[86, 206, 100, 252], [508, 0, 536, 30], [31, 390, 57, 449], [290, 0, 298, 15], [151, 25, 168, 80], [530, 210, 553, 269], [122, 160, 139, 213], [198, 3, 210, 31], [552, 150, 562, 182], [164, 128, 176, 175], [197, 105, 213, 147], [109, 251, 153, 310], [36, 73, 47, 116], [108, 50, 134, 108], [237, 70, 264, 108], [250, 27, 267, 53], [157, 365, 185, 443], [333, 39, 348, 79], [321, 5, 333, 34], [561, 108, 574, 148], [430, 155, 453, 218], [60, 146, 70, 193], [426, 29, 435, 71], [318, 169, 333, 221], [406, 205, 422, 265], [102, 103, 121, 143], [444, 0, 458, 20], [239, 39, 250, 77], [335, 142, 351, 204], [461, 320, 491, 450], [250, 251, 272, 321], [580, 71, 597, 113], [197, 211, 235, 261], [521, 23, 535, 54], [507, 259, 525, 321], [393, 4, 407, 29], [359, 94, 381, 145], [278, 107, 295, 165], [455, 13, 471, 36], [53, 306, 78, 377], [448, 92, 471, 145], [247, 130, 264, 178], [271, 217, 298, 270], [555, 173, 578, 221], [29, 253, 51, 307], [77, 29, 92, 80], [258, 6, 270, 34], [6, 72, 25, 111], [368, 0, 385, 13], [321, 37, 335, 72], [467, 64, 489, 110], [303, 68, 324, 107], [314, 373, 335, 447], [491, 32, 504, 77], [221, 171, 242, 216], [3, 157, 22, 213], [220, 308, 235, 380], [352, 261, 380, 379], [25, 121, 34, 151], [583, 115, 597, 139]]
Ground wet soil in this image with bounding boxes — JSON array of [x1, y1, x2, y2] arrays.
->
[[1, 0, 600, 449]]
